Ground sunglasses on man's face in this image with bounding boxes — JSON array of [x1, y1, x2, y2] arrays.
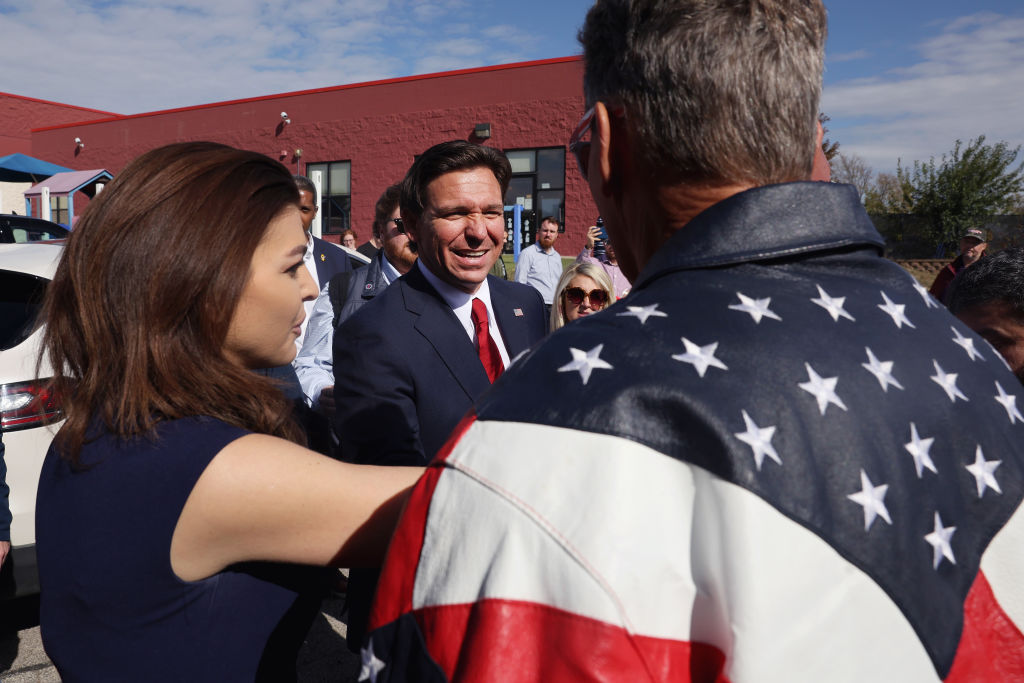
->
[[564, 287, 609, 307], [569, 106, 596, 181], [568, 104, 624, 182]]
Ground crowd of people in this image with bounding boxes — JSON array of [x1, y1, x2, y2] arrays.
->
[[15, 0, 1024, 681]]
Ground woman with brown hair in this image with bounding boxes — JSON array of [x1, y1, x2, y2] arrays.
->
[[34, 142, 420, 681]]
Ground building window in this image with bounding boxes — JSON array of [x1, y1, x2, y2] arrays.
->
[[49, 196, 69, 226], [503, 147, 564, 250], [305, 160, 351, 234]]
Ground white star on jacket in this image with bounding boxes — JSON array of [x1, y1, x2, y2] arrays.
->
[[904, 422, 938, 478], [672, 338, 728, 378], [734, 410, 781, 471], [811, 284, 856, 322], [847, 469, 892, 531], [966, 446, 1002, 498], [951, 327, 985, 362], [617, 304, 668, 325], [728, 292, 782, 323], [358, 641, 386, 682], [912, 280, 940, 308], [558, 345, 614, 385], [925, 512, 957, 570], [861, 347, 904, 392], [994, 381, 1024, 424], [878, 291, 916, 329], [798, 363, 847, 415], [931, 360, 969, 403]]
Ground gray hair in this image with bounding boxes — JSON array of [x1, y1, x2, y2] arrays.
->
[[578, 0, 827, 186]]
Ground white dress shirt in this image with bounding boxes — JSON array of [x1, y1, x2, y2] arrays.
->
[[417, 261, 511, 369]]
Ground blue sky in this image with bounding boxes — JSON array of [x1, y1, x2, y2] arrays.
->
[[2, 0, 1022, 176]]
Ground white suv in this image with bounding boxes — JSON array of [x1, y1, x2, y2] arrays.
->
[[0, 242, 63, 598]]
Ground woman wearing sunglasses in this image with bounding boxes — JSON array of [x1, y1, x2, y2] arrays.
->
[[550, 262, 615, 331]]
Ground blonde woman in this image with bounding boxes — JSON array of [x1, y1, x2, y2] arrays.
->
[[549, 262, 615, 331]]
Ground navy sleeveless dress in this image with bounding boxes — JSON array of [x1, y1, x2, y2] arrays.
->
[[36, 416, 328, 682]]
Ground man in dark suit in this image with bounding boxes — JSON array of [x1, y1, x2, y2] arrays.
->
[[332, 140, 545, 648]]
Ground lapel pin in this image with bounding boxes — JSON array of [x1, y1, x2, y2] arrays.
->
[[513, 308, 523, 317], [320, 254, 326, 261]]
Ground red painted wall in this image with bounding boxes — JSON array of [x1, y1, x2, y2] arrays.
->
[[28, 58, 598, 251], [0, 91, 117, 156]]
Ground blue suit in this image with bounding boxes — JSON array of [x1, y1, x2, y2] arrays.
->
[[333, 265, 545, 649], [332, 265, 546, 467], [310, 235, 352, 288]]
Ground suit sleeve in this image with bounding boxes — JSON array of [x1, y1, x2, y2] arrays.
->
[[332, 314, 426, 466]]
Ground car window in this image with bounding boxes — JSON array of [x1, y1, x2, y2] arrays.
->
[[0, 270, 48, 350], [0, 217, 69, 243]]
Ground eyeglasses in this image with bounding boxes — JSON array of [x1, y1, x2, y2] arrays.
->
[[564, 287, 609, 307], [568, 106, 596, 180], [568, 104, 624, 181]]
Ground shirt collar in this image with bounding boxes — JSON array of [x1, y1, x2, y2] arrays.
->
[[416, 259, 492, 310], [380, 253, 401, 285], [633, 181, 884, 291]]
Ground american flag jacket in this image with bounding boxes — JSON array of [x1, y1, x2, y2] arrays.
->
[[361, 182, 1024, 682]]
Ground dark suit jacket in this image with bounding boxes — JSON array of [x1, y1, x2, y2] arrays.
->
[[310, 235, 352, 289], [332, 265, 546, 466]]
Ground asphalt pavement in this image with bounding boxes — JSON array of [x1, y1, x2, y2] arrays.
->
[[1, 596, 362, 682]]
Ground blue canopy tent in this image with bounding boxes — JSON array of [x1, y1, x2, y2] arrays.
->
[[0, 153, 71, 183]]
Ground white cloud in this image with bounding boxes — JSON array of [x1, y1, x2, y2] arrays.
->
[[0, 0, 532, 113], [827, 49, 870, 63], [823, 12, 1024, 174]]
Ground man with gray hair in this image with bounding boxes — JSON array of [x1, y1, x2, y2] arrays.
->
[[360, 2, 1024, 680]]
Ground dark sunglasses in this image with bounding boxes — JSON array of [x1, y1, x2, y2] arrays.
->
[[564, 287, 609, 307]]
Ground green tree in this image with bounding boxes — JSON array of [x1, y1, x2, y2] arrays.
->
[[819, 113, 840, 161], [864, 171, 912, 214], [899, 136, 1024, 249]]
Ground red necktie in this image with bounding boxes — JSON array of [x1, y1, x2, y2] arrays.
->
[[471, 298, 504, 383]]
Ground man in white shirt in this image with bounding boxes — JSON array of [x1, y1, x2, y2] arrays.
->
[[514, 216, 564, 314]]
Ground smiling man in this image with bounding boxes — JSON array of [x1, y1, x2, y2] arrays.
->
[[331, 140, 545, 650], [514, 216, 563, 313]]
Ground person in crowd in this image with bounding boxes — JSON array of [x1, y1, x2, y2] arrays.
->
[[549, 262, 614, 331], [948, 246, 1024, 383], [577, 224, 631, 299], [514, 216, 563, 314], [341, 229, 358, 250], [295, 185, 416, 416], [929, 227, 988, 304], [292, 175, 353, 348], [361, 1, 1024, 680], [332, 140, 546, 652], [357, 234, 381, 259], [34, 142, 420, 681]]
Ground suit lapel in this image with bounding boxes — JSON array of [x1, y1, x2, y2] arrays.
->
[[401, 268, 491, 401], [491, 279, 533, 356]]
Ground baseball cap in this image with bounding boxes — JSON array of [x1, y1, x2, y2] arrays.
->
[[962, 228, 986, 242]]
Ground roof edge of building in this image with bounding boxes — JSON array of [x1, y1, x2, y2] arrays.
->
[[31, 55, 584, 134]]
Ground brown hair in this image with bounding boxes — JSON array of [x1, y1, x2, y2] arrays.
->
[[41, 141, 304, 463], [372, 184, 402, 242], [399, 140, 511, 223]]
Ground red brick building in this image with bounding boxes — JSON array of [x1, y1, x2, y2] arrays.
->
[[7, 56, 597, 250]]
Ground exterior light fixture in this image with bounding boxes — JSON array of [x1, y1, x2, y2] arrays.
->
[[474, 123, 491, 139], [74, 137, 84, 149], [281, 111, 291, 125]]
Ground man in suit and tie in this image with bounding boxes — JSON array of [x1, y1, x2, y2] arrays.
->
[[332, 140, 545, 648], [293, 174, 352, 349]]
